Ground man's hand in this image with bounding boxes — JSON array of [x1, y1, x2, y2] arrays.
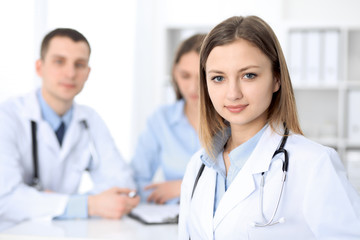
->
[[88, 187, 140, 219], [145, 180, 182, 204]]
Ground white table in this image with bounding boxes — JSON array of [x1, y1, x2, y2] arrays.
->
[[0, 216, 178, 240]]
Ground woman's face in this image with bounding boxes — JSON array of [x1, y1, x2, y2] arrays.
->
[[205, 39, 279, 131], [173, 51, 200, 104]]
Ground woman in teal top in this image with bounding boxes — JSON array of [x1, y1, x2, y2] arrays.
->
[[131, 34, 206, 204]]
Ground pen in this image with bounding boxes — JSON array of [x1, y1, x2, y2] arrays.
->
[[128, 191, 137, 198]]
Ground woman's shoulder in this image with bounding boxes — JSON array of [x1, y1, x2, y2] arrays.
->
[[148, 100, 184, 123], [288, 133, 340, 164], [155, 100, 183, 114], [181, 148, 206, 190], [184, 149, 206, 175], [289, 134, 333, 151]]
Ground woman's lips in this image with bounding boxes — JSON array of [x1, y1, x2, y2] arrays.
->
[[225, 104, 248, 113]]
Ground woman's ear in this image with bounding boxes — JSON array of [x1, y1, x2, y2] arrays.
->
[[273, 76, 280, 93]]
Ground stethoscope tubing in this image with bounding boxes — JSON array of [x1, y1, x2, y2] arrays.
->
[[190, 127, 290, 228], [253, 170, 287, 227]]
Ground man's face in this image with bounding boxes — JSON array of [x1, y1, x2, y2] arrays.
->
[[36, 36, 91, 107]]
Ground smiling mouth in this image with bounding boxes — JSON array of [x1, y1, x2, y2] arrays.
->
[[225, 104, 248, 113]]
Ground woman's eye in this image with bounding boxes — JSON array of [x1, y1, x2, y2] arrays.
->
[[243, 73, 256, 79], [211, 76, 224, 82]]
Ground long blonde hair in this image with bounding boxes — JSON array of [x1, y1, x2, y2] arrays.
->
[[199, 16, 302, 157]]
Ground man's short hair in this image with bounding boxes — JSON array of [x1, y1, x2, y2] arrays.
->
[[40, 28, 91, 59]]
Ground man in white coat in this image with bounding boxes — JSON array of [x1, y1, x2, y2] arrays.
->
[[0, 28, 140, 231]]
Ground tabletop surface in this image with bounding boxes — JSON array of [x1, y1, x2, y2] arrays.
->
[[0, 216, 178, 240]]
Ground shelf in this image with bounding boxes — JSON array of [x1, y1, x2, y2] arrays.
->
[[348, 30, 360, 80], [346, 140, 360, 148], [291, 82, 360, 90], [293, 85, 339, 90], [310, 137, 338, 147], [345, 81, 360, 89], [283, 24, 360, 162], [308, 138, 360, 149]]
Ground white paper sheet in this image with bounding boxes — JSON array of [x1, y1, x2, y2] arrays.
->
[[129, 204, 179, 224]]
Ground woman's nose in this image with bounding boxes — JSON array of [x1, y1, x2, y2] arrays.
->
[[226, 79, 243, 101]]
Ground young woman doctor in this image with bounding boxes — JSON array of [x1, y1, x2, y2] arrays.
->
[[178, 16, 360, 239]]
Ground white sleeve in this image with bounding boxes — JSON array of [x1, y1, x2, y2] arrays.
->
[[303, 148, 360, 239]]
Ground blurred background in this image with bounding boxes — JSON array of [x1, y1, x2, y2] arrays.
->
[[0, 0, 360, 190]]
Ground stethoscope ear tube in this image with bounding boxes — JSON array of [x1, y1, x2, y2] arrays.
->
[[273, 127, 289, 172], [30, 120, 41, 190], [282, 150, 289, 172], [273, 148, 289, 172], [81, 120, 89, 129], [191, 163, 205, 199], [81, 120, 99, 168]]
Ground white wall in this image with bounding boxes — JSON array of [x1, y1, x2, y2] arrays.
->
[[1, 0, 360, 161], [283, 0, 360, 24], [0, 0, 37, 102], [46, 0, 137, 161], [0, 0, 137, 161]]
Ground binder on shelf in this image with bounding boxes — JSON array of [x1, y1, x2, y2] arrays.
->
[[288, 31, 304, 86], [348, 31, 360, 81], [348, 90, 360, 141], [304, 30, 321, 86], [322, 30, 339, 86], [128, 203, 179, 225]]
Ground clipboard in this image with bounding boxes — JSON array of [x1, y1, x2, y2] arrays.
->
[[128, 203, 179, 225]]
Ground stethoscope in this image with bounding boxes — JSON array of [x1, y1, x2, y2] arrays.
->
[[190, 128, 289, 228], [30, 120, 98, 191]]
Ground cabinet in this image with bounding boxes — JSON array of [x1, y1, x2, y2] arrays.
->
[[284, 24, 360, 192]]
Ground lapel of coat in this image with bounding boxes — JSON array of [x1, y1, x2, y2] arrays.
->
[[59, 103, 87, 161], [24, 91, 59, 154], [213, 126, 283, 229], [190, 163, 217, 239], [24, 91, 87, 162]]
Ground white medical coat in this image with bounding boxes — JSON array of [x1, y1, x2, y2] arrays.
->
[[0, 90, 134, 229], [179, 126, 360, 239]]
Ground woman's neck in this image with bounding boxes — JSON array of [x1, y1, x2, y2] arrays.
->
[[223, 120, 266, 175], [226, 120, 266, 152]]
